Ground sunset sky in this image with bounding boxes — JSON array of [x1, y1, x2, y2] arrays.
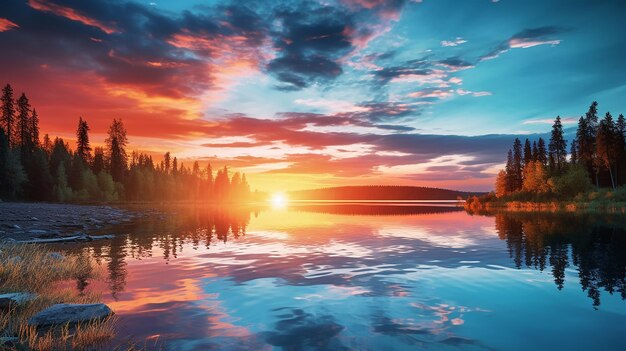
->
[[1, 0, 625, 192]]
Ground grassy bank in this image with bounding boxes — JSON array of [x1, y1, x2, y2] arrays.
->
[[0, 244, 117, 350], [465, 186, 626, 214]]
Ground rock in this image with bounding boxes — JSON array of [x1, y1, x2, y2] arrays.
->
[[46, 252, 64, 260], [0, 336, 19, 347], [28, 303, 113, 327], [5, 256, 22, 264], [0, 292, 37, 309]]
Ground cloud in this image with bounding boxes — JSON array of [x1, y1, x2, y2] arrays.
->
[[456, 89, 491, 97], [522, 117, 578, 125], [407, 89, 453, 99], [266, 2, 358, 90], [481, 26, 565, 61], [0, 18, 19, 32], [27, 0, 118, 34], [441, 37, 467, 47]]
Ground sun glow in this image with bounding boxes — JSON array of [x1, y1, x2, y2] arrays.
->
[[270, 192, 288, 208]]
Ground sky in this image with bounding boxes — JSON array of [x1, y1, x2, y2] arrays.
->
[[1, 0, 625, 192]]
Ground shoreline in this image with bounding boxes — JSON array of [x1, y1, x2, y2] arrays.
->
[[0, 202, 146, 241], [465, 200, 626, 214]]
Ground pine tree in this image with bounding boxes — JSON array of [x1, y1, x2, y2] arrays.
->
[[505, 149, 515, 193], [30, 108, 39, 147], [16, 93, 31, 149], [192, 161, 200, 176], [105, 119, 128, 182], [532, 141, 538, 161], [512, 138, 523, 190], [570, 139, 578, 164], [163, 152, 171, 174], [206, 163, 213, 198], [549, 116, 567, 174], [76, 117, 91, 161], [42, 134, 52, 154], [537, 138, 548, 165], [583, 102, 599, 186], [1, 84, 15, 147], [523, 138, 532, 167], [616, 114, 626, 186], [596, 112, 617, 189], [92, 147, 105, 174]]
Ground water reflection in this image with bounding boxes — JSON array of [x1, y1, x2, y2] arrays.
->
[[60, 204, 626, 350], [492, 212, 626, 307]]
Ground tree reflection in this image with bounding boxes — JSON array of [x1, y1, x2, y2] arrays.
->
[[70, 205, 255, 298], [494, 212, 626, 307]]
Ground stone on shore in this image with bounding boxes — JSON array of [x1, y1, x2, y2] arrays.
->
[[28, 303, 113, 327], [0, 292, 37, 309]]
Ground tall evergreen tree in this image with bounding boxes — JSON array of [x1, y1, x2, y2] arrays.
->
[[596, 112, 617, 188], [30, 108, 39, 147], [549, 116, 567, 174], [16, 93, 31, 148], [163, 152, 171, 174], [512, 138, 523, 190], [570, 139, 578, 164], [537, 138, 548, 165], [532, 140, 538, 161], [616, 114, 626, 186], [523, 138, 532, 167], [206, 163, 213, 198], [92, 147, 106, 174], [583, 102, 599, 186], [105, 119, 128, 182], [76, 117, 91, 161], [0, 128, 26, 199], [505, 149, 515, 193], [1, 84, 15, 147]]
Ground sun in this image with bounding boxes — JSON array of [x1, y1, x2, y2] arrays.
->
[[270, 192, 287, 208]]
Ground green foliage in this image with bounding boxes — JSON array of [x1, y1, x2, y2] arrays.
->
[[97, 171, 120, 202], [53, 164, 73, 202], [548, 165, 593, 198]]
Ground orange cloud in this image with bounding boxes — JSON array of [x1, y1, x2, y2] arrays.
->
[[0, 18, 19, 32], [28, 0, 118, 34]]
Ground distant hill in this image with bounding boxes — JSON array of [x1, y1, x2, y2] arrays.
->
[[288, 186, 485, 201]]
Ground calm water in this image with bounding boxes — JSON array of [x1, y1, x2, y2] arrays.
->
[[68, 204, 626, 350]]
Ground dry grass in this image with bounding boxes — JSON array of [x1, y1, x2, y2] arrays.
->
[[0, 243, 120, 350]]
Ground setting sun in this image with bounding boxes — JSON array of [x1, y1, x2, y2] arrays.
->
[[270, 192, 287, 208]]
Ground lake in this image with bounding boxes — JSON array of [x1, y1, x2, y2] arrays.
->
[[67, 203, 626, 350]]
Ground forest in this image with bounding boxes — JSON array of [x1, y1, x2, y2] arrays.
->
[[474, 101, 626, 207], [0, 84, 254, 203]]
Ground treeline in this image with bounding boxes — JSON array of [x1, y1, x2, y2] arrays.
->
[[493, 101, 625, 200], [289, 185, 482, 200], [0, 83, 253, 203]]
